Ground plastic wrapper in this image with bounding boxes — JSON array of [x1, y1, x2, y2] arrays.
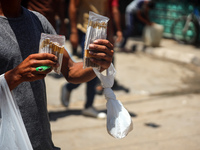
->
[[93, 64, 133, 139], [39, 33, 65, 74], [83, 11, 109, 69], [0, 74, 33, 150]]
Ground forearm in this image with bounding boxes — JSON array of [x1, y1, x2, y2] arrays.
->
[[137, 11, 151, 25], [61, 39, 114, 84], [66, 62, 96, 84], [5, 69, 21, 91], [69, 0, 79, 33], [61, 50, 96, 84], [112, 6, 122, 32]]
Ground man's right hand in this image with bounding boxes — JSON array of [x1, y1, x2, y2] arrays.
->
[[5, 53, 58, 90], [70, 32, 79, 49]]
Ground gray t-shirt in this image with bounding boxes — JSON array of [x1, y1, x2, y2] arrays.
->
[[0, 7, 59, 150]]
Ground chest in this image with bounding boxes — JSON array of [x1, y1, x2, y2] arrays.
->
[[0, 19, 42, 74]]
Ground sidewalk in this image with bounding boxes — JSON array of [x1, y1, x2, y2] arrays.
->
[[47, 37, 200, 150], [125, 37, 200, 66]]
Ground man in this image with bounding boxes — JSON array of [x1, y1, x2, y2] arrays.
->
[[0, 0, 113, 149], [120, 0, 155, 50]]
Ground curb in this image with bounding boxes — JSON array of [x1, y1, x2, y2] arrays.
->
[[145, 46, 200, 67]]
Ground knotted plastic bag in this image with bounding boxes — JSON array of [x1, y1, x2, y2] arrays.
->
[[93, 64, 133, 139], [0, 74, 33, 150]]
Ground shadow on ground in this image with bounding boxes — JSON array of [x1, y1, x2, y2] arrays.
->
[[49, 109, 137, 121]]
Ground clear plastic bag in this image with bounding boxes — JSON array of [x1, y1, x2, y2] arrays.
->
[[83, 11, 109, 69], [0, 74, 33, 150], [39, 33, 65, 74], [93, 64, 133, 139]]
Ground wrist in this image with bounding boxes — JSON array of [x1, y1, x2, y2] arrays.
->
[[71, 32, 78, 34], [5, 68, 21, 90], [71, 28, 78, 34]]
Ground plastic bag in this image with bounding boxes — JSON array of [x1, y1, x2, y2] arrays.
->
[[93, 64, 133, 139], [0, 74, 33, 150], [143, 23, 164, 47], [39, 33, 65, 74], [83, 11, 109, 69]]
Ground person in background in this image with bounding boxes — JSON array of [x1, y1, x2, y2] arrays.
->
[[0, 0, 114, 149], [21, 0, 66, 35], [61, 0, 122, 119], [61, 0, 108, 119], [95, 0, 123, 94], [119, 0, 155, 51], [118, 0, 133, 32], [107, 0, 123, 44]]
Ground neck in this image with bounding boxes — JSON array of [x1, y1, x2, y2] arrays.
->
[[0, 0, 22, 18]]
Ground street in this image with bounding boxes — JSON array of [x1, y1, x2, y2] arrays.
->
[[45, 43, 200, 150]]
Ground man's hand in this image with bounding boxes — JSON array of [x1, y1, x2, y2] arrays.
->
[[115, 31, 123, 43], [70, 32, 79, 48], [88, 39, 114, 71], [5, 53, 58, 90]]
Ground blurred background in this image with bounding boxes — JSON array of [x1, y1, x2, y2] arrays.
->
[[22, 0, 200, 149]]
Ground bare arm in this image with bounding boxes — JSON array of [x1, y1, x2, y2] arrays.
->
[[112, 4, 123, 42], [4, 40, 113, 90], [61, 39, 114, 84], [136, 10, 152, 25], [69, 0, 80, 48], [136, 1, 152, 26]]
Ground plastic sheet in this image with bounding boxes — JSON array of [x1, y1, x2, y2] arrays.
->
[[83, 11, 109, 69], [93, 64, 133, 139], [39, 33, 65, 74], [0, 74, 33, 150]]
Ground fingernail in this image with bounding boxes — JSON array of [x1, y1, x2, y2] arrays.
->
[[89, 51, 93, 54], [93, 40, 98, 43], [89, 44, 94, 48], [54, 56, 58, 60]]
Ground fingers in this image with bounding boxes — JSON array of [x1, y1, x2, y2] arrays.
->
[[89, 40, 114, 57], [28, 53, 57, 61], [27, 53, 59, 68], [90, 58, 110, 69], [21, 53, 58, 80], [10, 53, 60, 87], [93, 39, 113, 51], [30, 59, 58, 68], [88, 39, 114, 70]]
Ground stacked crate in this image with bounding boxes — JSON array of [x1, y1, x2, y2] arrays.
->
[[150, 0, 197, 38]]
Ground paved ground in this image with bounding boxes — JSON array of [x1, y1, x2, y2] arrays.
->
[[45, 38, 200, 150]]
